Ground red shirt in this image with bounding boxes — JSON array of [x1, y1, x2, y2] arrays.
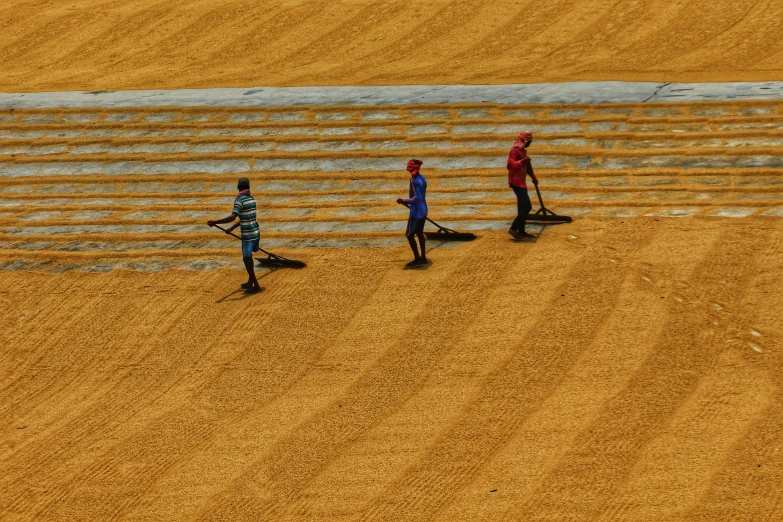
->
[[507, 146, 531, 188]]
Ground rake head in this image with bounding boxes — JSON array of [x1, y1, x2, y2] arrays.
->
[[255, 250, 307, 269], [425, 228, 477, 241], [528, 207, 573, 223]]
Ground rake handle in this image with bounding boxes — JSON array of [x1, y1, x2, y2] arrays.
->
[[211, 223, 283, 259], [533, 182, 547, 210], [212, 223, 242, 241], [398, 201, 449, 231]]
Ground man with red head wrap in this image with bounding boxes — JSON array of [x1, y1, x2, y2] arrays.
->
[[507, 130, 538, 239], [396, 159, 428, 267]]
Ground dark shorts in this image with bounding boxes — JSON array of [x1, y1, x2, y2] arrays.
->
[[241, 238, 260, 258], [406, 216, 426, 238]]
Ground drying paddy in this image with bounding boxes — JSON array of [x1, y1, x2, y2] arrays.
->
[[2, 1, 783, 520]]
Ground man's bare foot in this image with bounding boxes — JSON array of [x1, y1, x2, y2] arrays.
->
[[243, 285, 262, 294]]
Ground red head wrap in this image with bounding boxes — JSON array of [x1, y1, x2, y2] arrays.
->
[[513, 130, 533, 149], [406, 159, 423, 176]]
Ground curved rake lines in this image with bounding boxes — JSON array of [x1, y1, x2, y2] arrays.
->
[[0, 10, 106, 69], [132, 247, 466, 521], [297, 227, 590, 520], [356, 225, 658, 521], [431, 221, 722, 522], [1, 274, 212, 516], [145, 0, 263, 67], [643, 0, 771, 78], [61, 1, 256, 88], [194, 239, 517, 520], [685, 222, 783, 520], [280, 0, 446, 86], [455, 0, 580, 84], [506, 224, 772, 520], [28, 260, 383, 520], [715, 3, 783, 75], [459, 0, 623, 84], [0, 272, 143, 420], [604, 351, 772, 521], [2, 271, 270, 515], [2, 0, 783, 90], [564, 1, 695, 79], [0, 223, 779, 518], [264, 1, 409, 81], [329, 0, 497, 86], [196, 2, 322, 79]]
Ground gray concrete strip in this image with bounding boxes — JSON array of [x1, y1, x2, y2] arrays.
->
[[2, 82, 783, 109]]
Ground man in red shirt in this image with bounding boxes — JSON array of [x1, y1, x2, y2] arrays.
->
[[507, 130, 538, 239]]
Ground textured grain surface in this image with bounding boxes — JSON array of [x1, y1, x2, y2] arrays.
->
[[0, 0, 782, 92], [1, 220, 782, 521], [2, 1, 783, 519]]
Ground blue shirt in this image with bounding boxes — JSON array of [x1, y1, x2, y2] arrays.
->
[[408, 174, 428, 219]]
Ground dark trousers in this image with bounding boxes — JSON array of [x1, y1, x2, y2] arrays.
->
[[511, 185, 532, 231]]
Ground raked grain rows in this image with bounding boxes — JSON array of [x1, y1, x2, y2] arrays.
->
[[1, 100, 782, 271], [3, 219, 780, 520]]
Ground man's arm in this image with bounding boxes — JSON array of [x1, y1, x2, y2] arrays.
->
[[507, 150, 524, 170], [406, 178, 421, 205], [207, 212, 239, 230]]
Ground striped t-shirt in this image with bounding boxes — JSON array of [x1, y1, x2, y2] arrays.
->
[[233, 191, 260, 240]]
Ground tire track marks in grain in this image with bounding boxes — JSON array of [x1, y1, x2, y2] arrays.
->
[[456, 0, 572, 79], [194, 237, 519, 521], [669, 0, 783, 76], [0, 275, 124, 419], [432, 221, 722, 522], [3, 0, 783, 90], [603, 350, 772, 521], [508, 223, 772, 521], [2, 274, 223, 516], [146, 1, 262, 69], [274, 1, 407, 80], [65, 1, 173, 62], [318, 0, 485, 85], [28, 259, 376, 521], [685, 221, 783, 521], [296, 226, 590, 521], [1, 272, 226, 427], [0, 5, 110, 69], [201, 2, 314, 71], [2, 269, 309, 518], [127, 245, 470, 521], [357, 224, 657, 522]]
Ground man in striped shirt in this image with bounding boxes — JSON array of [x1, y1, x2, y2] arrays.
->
[[208, 177, 262, 294]]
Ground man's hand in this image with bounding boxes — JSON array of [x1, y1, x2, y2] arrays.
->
[[396, 198, 405, 204], [533, 178, 539, 186], [207, 220, 216, 227]]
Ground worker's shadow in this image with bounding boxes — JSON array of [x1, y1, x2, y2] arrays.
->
[[510, 223, 563, 243], [404, 259, 434, 271], [215, 268, 277, 303]]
